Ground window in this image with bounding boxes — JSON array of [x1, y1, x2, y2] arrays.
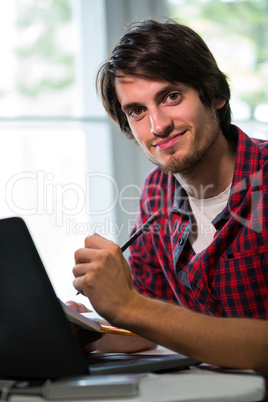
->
[[0, 0, 79, 117], [0, 0, 114, 302]]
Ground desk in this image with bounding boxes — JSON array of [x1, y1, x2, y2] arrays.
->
[[1, 367, 265, 402], [1, 347, 266, 402]]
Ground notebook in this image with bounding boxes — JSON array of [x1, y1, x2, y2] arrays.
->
[[0, 217, 200, 380]]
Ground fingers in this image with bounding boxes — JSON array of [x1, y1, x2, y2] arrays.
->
[[73, 239, 122, 283], [75, 236, 121, 264], [65, 300, 92, 313], [72, 263, 99, 297], [84, 234, 115, 250], [74, 248, 92, 264]]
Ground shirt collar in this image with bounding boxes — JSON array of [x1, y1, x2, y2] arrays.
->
[[170, 178, 189, 215], [170, 125, 263, 222]]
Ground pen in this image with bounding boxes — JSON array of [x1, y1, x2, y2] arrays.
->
[[120, 211, 160, 252], [76, 211, 160, 295]]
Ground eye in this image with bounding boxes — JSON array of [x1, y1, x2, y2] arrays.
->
[[129, 107, 144, 120], [131, 108, 143, 116], [165, 92, 181, 104], [169, 93, 179, 100]]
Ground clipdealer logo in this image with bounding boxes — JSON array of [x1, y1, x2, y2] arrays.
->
[[5, 170, 142, 229], [5, 170, 263, 237]]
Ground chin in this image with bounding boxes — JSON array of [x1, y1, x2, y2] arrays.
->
[[156, 157, 199, 175]]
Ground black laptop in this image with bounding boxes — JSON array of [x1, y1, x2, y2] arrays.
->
[[0, 217, 200, 380]]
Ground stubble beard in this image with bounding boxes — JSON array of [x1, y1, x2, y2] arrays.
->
[[147, 124, 221, 176], [151, 148, 208, 175]]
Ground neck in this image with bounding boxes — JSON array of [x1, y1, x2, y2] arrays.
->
[[174, 134, 236, 199]]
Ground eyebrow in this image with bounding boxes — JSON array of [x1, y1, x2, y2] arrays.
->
[[121, 83, 182, 114]]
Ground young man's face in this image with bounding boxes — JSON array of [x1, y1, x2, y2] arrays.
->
[[115, 75, 225, 175]]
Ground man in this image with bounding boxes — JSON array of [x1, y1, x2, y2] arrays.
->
[[71, 19, 268, 372]]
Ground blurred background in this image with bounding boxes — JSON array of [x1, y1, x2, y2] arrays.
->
[[0, 0, 268, 303]]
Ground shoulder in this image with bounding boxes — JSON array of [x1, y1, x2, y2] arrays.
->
[[234, 126, 268, 169], [141, 167, 175, 198], [237, 129, 268, 186], [143, 166, 170, 186], [235, 125, 268, 158], [139, 167, 176, 212], [251, 137, 268, 160]]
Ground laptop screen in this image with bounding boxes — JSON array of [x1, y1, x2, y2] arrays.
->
[[0, 217, 88, 379]]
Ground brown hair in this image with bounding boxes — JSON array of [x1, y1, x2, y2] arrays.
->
[[96, 19, 231, 139]]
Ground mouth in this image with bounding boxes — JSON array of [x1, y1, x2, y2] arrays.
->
[[152, 131, 187, 151]]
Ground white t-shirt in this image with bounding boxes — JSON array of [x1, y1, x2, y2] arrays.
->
[[187, 184, 231, 254]]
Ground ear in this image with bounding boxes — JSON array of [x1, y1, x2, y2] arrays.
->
[[212, 97, 226, 110]]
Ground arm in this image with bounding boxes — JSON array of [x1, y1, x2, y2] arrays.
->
[[116, 294, 268, 374], [73, 235, 268, 374]]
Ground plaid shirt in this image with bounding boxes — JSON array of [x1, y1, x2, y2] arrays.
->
[[129, 125, 268, 318]]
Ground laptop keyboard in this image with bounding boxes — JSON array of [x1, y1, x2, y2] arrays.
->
[[85, 352, 200, 375], [86, 353, 163, 365]]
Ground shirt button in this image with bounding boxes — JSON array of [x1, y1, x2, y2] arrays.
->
[[196, 282, 200, 290], [179, 238, 184, 245]]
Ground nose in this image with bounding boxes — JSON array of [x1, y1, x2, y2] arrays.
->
[[149, 108, 174, 137]]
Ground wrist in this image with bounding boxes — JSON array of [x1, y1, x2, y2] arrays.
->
[[111, 290, 146, 330]]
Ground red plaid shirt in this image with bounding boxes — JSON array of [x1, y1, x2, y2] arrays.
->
[[129, 125, 268, 318]]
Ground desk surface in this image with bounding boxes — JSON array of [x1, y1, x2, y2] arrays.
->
[[1, 347, 266, 402], [2, 368, 265, 402]]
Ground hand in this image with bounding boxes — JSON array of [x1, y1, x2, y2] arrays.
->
[[72, 235, 136, 327], [65, 300, 104, 354]]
